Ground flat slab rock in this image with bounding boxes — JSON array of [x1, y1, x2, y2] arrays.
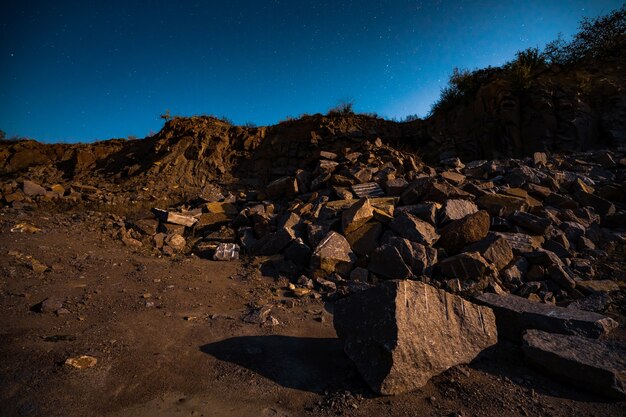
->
[[475, 293, 618, 342], [334, 280, 497, 395], [522, 329, 626, 400]]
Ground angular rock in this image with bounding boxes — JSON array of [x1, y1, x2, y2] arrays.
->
[[463, 235, 514, 271], [440, 199, 478, 223], [477, 194, 528, 217], [310, 231, 356, 275], [390, 212, 439, 245], [547, 264, 576, 290], [252, 228, 295, 256], [385, 178, 408, 196], [510, 211, 551, 235], [573, 190, 616, 217], [152, 208, 198, 227], [166, 234, 186, 252], [475, 293, 618, 341], [345, 221, 382, 255], [213, 243, 240, 261], [368, 244, 412, 280], [334, 280, 497, 395], [342, 198, 374, 234], [493, 232, 543, 254], [522, 329, 626, 400], [23, 180, 47, 196], [438, 210, 490, 254], [577, 280, 620, 294], [438, 251, 491, 280], [265, 176, 298, 199], [352, 182, 385, 198]]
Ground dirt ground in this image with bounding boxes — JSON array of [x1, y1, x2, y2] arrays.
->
[[1, 208, 625, 417]]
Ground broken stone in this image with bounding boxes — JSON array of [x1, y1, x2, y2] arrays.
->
[[437, 210, 490, 254], [342, 198, 374, 234], [213, 243, 240, 261], [351, 182, 385, 198], [368, 244, 412, 280], [22, 180, 47, 196], [345, 221, 382, 255], [547, 264, 576, 290], [152, 208, 198, 227], [475, 293, 618, 341], [390, 212, 439, 246], [522, 329, 626, 400], [463, 235, 514, 271], [573, 190, 615, 217], [334, 280, 497, 395], [492, 232, 543, 254], [385, 178, 408, 196], [510, 211, 551, 235], [438, 252, 491, 280], [439, 199, 478, 223], [576, 280, 620, 294], [477, 194, 528, 217], [252, 227, 295, 256], [265, 176, 298, 199], [166, 234, 186, 252], [310, 231, 356, 275]]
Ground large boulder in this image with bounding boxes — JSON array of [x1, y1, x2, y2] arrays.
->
[[334, 280, 497, 395], [438, 210, 490, 254], [522, 329, 626, 400], [475, 293, 618, 341]]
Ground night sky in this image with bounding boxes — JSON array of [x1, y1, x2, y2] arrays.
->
[[1, 0, 622, 143]]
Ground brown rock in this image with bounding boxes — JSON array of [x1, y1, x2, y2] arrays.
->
[[522, 330, 626, 400], [23, 180, 46, 196], [390, 212, 439, 245], [475, 293, 618, 341], [345, 222, 382, 255], [438, 210, 490, 254], [310, 231, 356, 275], [334, 280, 497, 395], [463, 235, 514, 271], [438, 251, 491, 280], [477, 193, 528, 217], [440, 199, 478, 223], [342, 198, 374, 234]]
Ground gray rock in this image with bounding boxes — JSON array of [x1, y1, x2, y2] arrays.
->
[[522, 329, 626, 400], [334, 280, 497, 395], [474, 293, 618, 341]]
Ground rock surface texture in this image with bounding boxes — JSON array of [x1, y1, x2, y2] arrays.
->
[[522, 329, 626, 400], [334, 280, 498, 395]]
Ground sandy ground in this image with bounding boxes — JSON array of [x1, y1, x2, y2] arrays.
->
[[1, 209, 625, 417]]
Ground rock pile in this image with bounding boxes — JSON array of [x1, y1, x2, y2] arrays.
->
[[2, 118, 626, 398]]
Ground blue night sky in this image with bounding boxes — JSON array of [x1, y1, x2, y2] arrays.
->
[[0, 0, 623, 143]]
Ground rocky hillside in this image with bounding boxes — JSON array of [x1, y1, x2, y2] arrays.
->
[[413, 36, 626, 161]]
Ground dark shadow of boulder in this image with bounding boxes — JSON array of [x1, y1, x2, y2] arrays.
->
[[200, 335, 368, 394]]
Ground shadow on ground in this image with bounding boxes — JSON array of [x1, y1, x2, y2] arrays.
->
[[201, 335, 367, 394]]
